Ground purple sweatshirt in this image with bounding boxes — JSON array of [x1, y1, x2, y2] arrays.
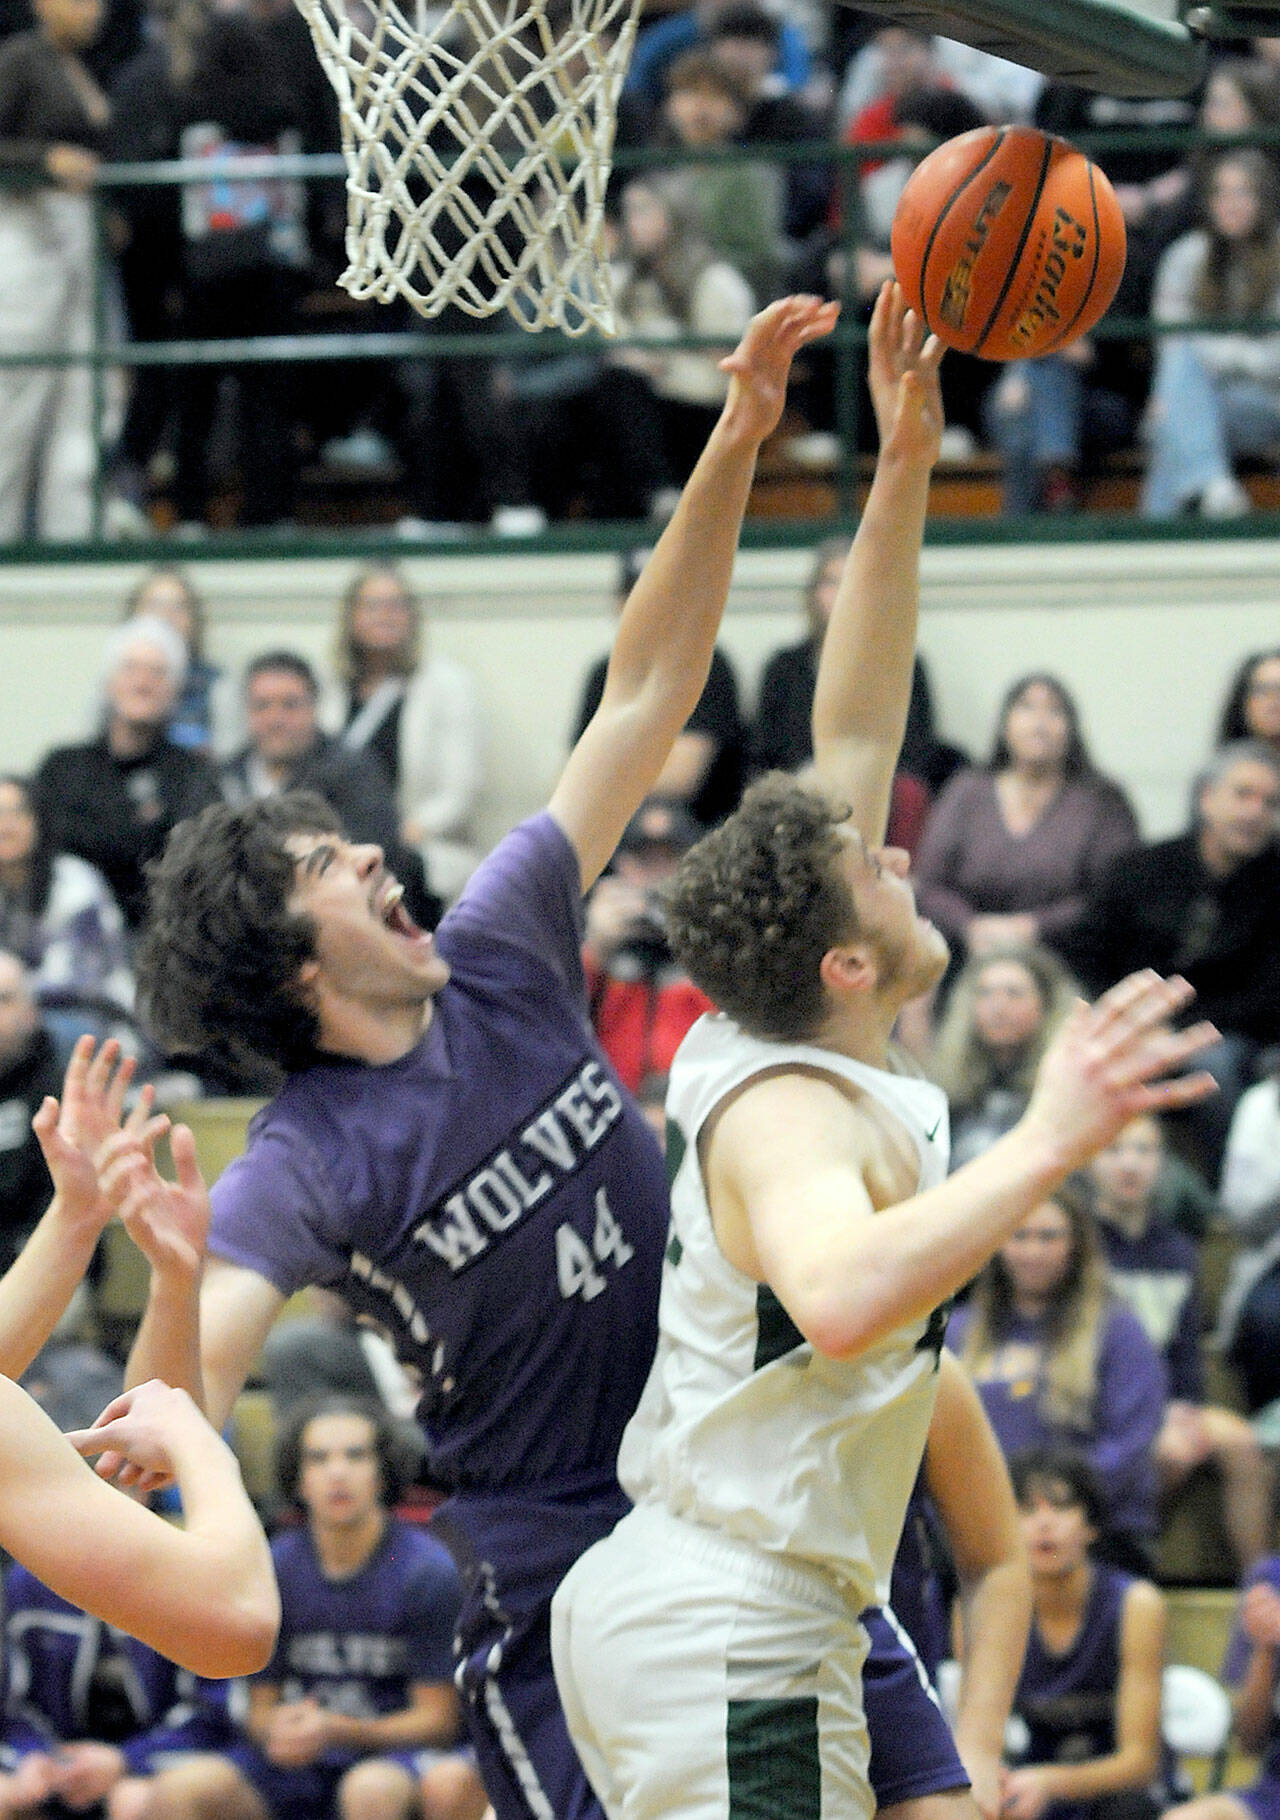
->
[[947, 1300, 1167, 1540]]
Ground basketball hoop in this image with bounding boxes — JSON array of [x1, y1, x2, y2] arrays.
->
[[295, 0, 643, 335]]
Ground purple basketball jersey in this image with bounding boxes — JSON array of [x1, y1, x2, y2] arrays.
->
[[209, 814, 669, 1506]]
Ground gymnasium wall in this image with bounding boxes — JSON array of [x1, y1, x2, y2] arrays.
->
[[1, 534, 1276, 851]]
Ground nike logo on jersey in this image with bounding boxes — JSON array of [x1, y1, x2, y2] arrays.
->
[[924, 1117, 942, 1142]]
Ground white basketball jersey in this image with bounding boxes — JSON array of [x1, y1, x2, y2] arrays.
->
[[617, 1011, 951, 1612]]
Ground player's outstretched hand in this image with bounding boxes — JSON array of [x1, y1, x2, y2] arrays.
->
[[32, 1037, 166, 1233], [1021, 970, 1218, 1176], [867, 280, 944, 466], [95, 1120, 210, 1284], [718, 293, 840, 447], [65, 1378, 205, 1484]]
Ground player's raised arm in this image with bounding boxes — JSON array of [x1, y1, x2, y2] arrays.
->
[[0, 1039, 164, 1382], [712, 972, 1219, 1362], [810, 282, 943, 841], [549, 293, 839, 892]]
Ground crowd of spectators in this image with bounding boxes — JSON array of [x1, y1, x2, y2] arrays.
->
[[7, 0, 1280, 537]]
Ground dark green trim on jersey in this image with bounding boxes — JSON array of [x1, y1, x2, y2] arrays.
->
[[667, 1233, 684, 1267], [665, 1119, 687, 1191], [755, 1286, 806, 1369], [727, 1696, 821, 1820]]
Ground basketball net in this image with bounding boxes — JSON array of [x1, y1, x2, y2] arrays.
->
[[295, 0, 643, 334]]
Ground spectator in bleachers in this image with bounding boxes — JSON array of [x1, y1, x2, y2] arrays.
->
[[1141, 148, 1280, 519], [536, 173, 756, 522], [1217, 648, 1280, 760], [133, 1396, 484, 1820], [1162, 1553, 1280, 1820], [167, 4, 307, 533], [914, 673, 1139, 968], [0, 0, 109, 543], [655, 51, 785, 303], [0, 949, 61, 1273], [1217, 1053, 1280, 1419], [34, 615, 220, 933], [750, 534, 962, 850], [321, 566, 484, 907], [624, 0, 813, 112], [582, 797, 712, 1095], [1004, 1446, 1168, 1820], [0, 1558, 237, 1820], [222, 652, 438, 928], [1090, 1113, 1274, 1574], [1064, 739, 1280, 1180], [704, 5, 833, 254], [836, 28, 1042, 130], [572, 549, 746, 832], [1197, 54, 1280, 185], [949, 1185, 1167, 1573], [123, 568, 226, 756], [0, 776, 133, 1045], [927, 945, 1078, 1173]]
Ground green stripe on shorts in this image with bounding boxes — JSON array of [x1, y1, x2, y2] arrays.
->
[[727, 1697, 821, 1820]]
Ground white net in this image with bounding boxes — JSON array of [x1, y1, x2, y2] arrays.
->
[[294, 0, 644, 334]]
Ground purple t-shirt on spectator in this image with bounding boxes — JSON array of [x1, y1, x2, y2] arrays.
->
[[209, 814, 669, 1512], [261, 1519, 458, 1771]]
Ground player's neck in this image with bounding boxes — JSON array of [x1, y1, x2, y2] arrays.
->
[[315, 995, 434, 1065], [312, 1509, 388, 1579], [1033, 1558, 1092, 1629], [815, 992, 906, 1071]]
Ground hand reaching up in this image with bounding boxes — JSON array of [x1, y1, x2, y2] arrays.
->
[[95, 1120, 210, 1284], [718, 293, 841, 447], [867, 280, 945, 467], [32, 1037, 166, 1234], [1021, 970, 1218, 1176]]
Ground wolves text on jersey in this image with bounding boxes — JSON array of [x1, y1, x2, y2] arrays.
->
[[414, 1060, 624, 1274]]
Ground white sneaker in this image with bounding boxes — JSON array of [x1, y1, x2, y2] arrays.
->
[[394, 516, 469, 541], [490, 504, 548, 537], [1198, 474, 1251, 518], [937, 425, 978, 463]]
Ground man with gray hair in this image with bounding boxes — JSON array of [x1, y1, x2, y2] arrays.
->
[[33, 615, 220, 931], [1066, 738, 1280, 1176]]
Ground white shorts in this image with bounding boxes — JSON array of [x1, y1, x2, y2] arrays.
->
[[551, 1503, 873, 1820]]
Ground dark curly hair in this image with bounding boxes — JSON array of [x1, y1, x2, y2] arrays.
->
[[135, 792, 342, 1084], [275, 1394, 423, 1510], [663, 774, 859, 1041]]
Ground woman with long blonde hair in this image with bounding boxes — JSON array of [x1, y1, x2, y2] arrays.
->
[[948, 1184, 1167, 1572]]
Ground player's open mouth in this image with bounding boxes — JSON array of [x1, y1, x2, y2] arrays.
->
[[378, 881, 427, 943]]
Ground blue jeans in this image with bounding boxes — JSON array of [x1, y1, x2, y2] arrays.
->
[[986, 355, 1133, 513], [1141, 336, 1280, 516]]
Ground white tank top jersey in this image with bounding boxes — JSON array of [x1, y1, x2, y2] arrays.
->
[[617, 1011, 952, 1613]]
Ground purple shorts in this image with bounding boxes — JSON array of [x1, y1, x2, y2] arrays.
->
[[1235, 1779, 1280, 1820], [864, 1606, 970, 1808]]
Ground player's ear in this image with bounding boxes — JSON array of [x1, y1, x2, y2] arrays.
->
[[295, 958, 321, 1000], [820, 943, 876, 998]]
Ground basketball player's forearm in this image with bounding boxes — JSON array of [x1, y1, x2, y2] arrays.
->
[[126, 1271, 205, 1407], [814, 1125, 1070, 1360], [1232, 1647, 1277, 1751], [0, 1194, 103, 1379], [952, 1558, 1031, 1772], [606, 421, 758, 721], [811, 448, 931, 785]]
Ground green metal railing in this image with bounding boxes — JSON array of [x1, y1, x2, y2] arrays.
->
[[2, 121, 1278, 560]]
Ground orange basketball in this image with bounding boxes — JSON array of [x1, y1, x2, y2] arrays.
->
[[890, 125, 1127, 362]]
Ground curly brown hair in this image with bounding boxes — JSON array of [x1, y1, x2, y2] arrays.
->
[[662, 774, 859, 1041]]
